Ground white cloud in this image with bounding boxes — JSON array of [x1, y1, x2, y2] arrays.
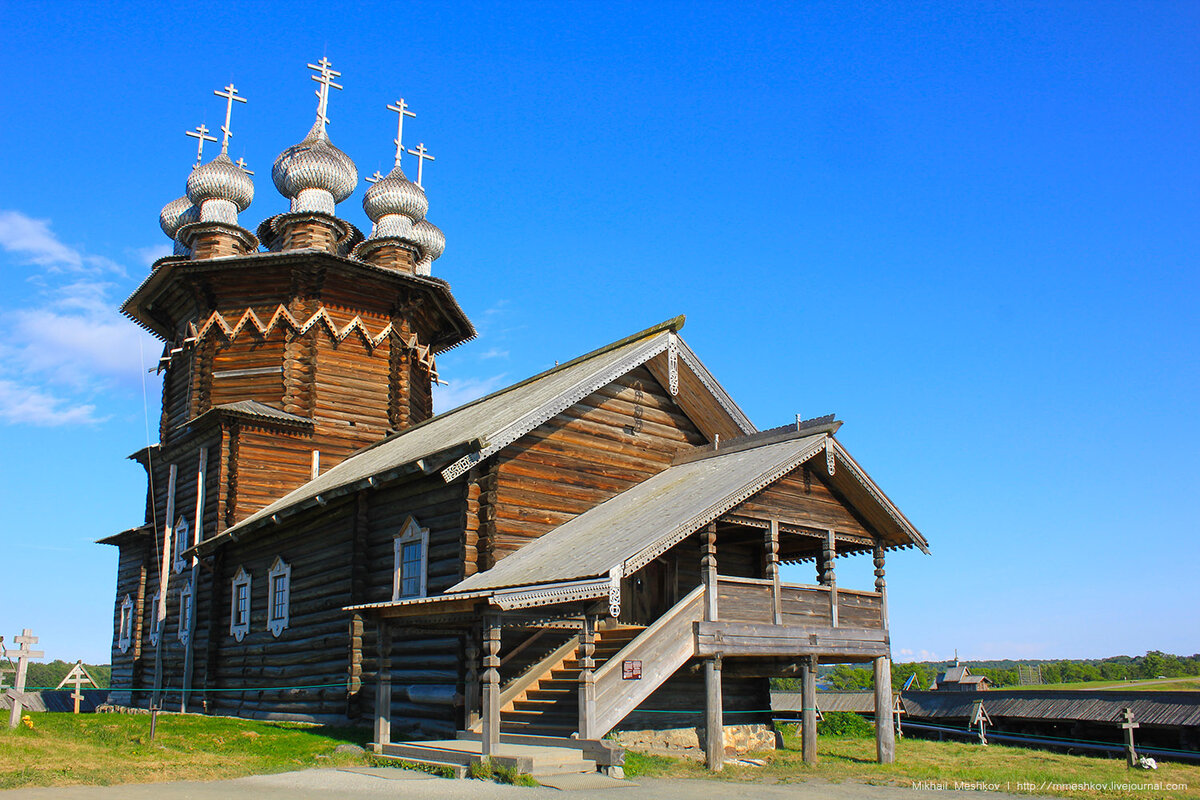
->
[[0, 379, 104, 426], [0, 210, 160, 427], [0, 210, 125, 276], [478, 347, 509, 360], [432, 374, 509, 414]]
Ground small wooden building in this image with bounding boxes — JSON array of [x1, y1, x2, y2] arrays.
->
[[934, 665, 992, 691], [102, 70, 929, 771]]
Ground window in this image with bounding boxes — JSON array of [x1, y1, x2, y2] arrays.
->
[[230, 566, 251, 642], [117, 595, 133, 653], [178, 579, 193, 645], [173, 516, 189, 574], [148, 591, 162, 646], [392, 516, 429, 600], [267, 557, 291, 637]]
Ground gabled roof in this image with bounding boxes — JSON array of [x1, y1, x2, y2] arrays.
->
[[450, 424, 930, 595], [451, 431, 831, 593], [191, 316, 754, 556]]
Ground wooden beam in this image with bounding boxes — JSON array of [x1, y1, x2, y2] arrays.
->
[[874, 655, 895, 764], [801, 655, 817, 765], [481, 614, 501, 757], [373, 620, 392, 752], [702, 523, 718, 622], [767, 519, 782, 625], [705, 655, 724, 771], [874, 543, 889, 631]]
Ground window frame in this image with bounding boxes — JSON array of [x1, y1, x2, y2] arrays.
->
[[392, 516, 429, 601], [266, 556, 291, 637], [172, 515, 189, 574], [148, 590, 162, 646], [230, 566, 251, 642], [178, 578, 193, 645], [117, 594, 133, 653]]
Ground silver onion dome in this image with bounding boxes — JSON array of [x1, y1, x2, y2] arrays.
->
[[363, 165, 428, 227], [186, 153, 254, 225], [159, 196, 194, 239], [412, 218, 445, 274], [272, 119, 358, 215]]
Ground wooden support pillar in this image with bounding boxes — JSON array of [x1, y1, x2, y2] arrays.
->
[[702, 522, 718, 622], [766, 518, 781, 625], [822, 530, 837, 627], [481, 613, 502, 757], [801, 655, 817, 764], [704, 655, 724, 771], [874, 655, 895, 763], [373, 620, 392, 752], [874, 543, 888, 630], [464, 629, 481, 730], [578, 610, 597, 739]]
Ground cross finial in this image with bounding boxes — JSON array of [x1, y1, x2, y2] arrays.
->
[[406, 142, 435, 188], [235, 157, 254, 175], [307, 57, 343, 134], [185, 124, 218, 167], [213, 83, 247, 155], [386, 98, 417, 167], [366, 170, 385, 184]]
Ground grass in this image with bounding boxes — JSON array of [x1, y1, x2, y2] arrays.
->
[[622, 726, 1200, 800]]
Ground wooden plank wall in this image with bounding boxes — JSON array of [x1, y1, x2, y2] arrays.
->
[[232, 426, 317, 522], [481, 367, 707, 568], [108, 538, 149, 706], [209, 336, 286, 408], [733, 467, 876, 551]]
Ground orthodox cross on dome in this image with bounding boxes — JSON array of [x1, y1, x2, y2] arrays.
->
[[308, 57, 343, 134], [386, 98, 416, 167], [213, 83, 247, 155], [185, 124, 217, 167], [366, 170, 385, 184], [406, 142, 435, 188], [235, 157, 254, 175]]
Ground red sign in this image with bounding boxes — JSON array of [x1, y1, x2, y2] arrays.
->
[[622, 660, 642, 680]]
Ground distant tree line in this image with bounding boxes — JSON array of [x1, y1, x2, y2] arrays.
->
[[13, 661, 112, 690], [771, 651, 1200, 692]]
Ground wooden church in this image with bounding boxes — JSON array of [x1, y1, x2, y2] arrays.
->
[[102, 60, 929, 774]]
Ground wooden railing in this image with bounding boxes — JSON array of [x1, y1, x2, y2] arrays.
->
[[715, 576, 884, 630]]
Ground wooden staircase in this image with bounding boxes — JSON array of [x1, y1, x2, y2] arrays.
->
[[500, 626, 643, 736]]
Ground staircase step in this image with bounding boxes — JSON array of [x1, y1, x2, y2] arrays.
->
[[526, 689, 575, 702]]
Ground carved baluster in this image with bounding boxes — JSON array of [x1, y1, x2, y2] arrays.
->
[[465, 630, 481, 729], [823, 531, 837, 627], [766, 519, 781, 625], [481, 615, 501, 756], [579, 611, 596, 739], [874, 544, 888, 631], [701, 523, 718, 621]]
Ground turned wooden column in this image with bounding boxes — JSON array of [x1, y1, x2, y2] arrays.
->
[[821, 531, 837, 627], [481, 614, 502, 756], [578, 611, 597, 739], [702, 522, 718, 621], [874, 544, 889, 630], [801, 655, 818, 764], [874, 655, 895, 763], [766, 518, 781, 625], [373, 620, 392, 752]]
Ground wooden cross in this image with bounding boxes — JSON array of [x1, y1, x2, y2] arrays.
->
[[235, 157, 253, 175], [55, 661, 98, 714], [308, 57, 343, 132], [969, 700, 990, 745], [213, 83, 247, 155], [387, 99, 416, 167], [4, 629, 43, 729], [185, 124, 217, 167], [1120, 707, 1139, 768], [406, 142, 435, 188]]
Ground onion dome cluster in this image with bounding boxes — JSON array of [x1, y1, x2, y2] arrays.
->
[[187, 153, 255, 225], [272, 119, 358, 215], [361, 167, 445, 274], [159, 195, 198, 255]]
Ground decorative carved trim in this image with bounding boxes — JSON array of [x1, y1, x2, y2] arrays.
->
[[825, 439, 836, 475], [607, 567, 622, 618], [667, 332, 679, 396], [491, 578, 611, 610]]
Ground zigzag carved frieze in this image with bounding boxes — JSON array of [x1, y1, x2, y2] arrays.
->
[[159, 304, 436, 374]]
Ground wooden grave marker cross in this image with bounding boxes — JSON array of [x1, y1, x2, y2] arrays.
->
[[1120, 707, 1139, 768], [4, 628, 44, 729], [56, 661, 99, 714], [969, 700, 991, 746]]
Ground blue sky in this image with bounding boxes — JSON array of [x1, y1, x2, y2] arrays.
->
[[1, 2, 1196, 664]]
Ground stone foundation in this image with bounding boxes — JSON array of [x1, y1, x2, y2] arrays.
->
[[612, 723, 778, 759]]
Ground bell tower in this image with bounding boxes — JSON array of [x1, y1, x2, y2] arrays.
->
[[126, 61, 474, 530]]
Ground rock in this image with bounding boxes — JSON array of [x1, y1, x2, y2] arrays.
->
[[334, 743, 366, 755], [612, 724, 777, 757]]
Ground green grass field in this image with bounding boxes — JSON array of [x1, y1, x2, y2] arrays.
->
[[994, 677, 1200, 692]]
